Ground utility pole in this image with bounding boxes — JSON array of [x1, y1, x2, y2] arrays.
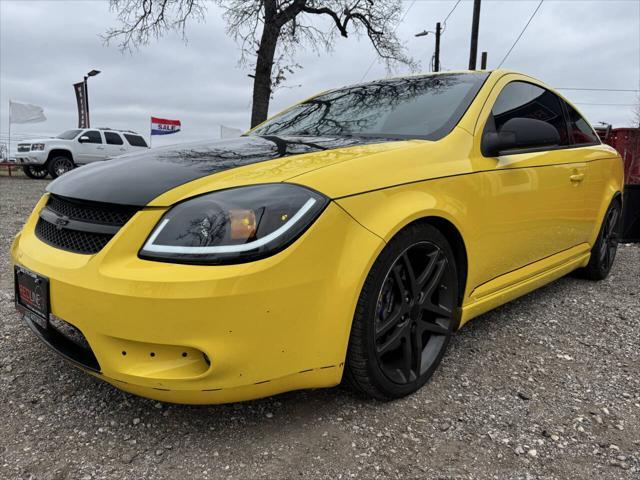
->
[[481, 51, 488, 70], [434, 22, 441, 72], [468, 0, 481, 70], [415, 23, 442, 72]]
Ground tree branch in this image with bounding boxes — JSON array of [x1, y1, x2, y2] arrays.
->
[[301, 5, 348, 37]]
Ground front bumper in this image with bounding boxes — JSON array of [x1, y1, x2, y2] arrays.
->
[[11, 195, 384, 404], [15, 150, 46, 165]]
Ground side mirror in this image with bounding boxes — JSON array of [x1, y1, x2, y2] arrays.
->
[[482, 117, 561, 157], [78, 136, 90, 143]]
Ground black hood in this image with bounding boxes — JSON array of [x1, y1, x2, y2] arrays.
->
[[47, 135, 387, 206]]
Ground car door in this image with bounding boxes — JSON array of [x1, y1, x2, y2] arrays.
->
[[469, 77, 591, 281], [103, 131, 127, 158], [561, 100, 611, 234], [75, 130, 106, 164]]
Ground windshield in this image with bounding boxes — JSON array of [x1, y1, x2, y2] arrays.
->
[[57, 129, 82, 140], [252, 72, 489, 141]]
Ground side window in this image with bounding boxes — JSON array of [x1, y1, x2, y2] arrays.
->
[[488, 81, 570, 147], [124, 134, 148, 148], [81, 130, 103, 144], [563, 102, 600, 146], [104, 132, 124, 145]]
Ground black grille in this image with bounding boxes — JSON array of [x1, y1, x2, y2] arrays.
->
[[36, 218, 112, 254], [34, 195, 140, 255], [17, 144, 31, 152], [48, 195, 138, 225]]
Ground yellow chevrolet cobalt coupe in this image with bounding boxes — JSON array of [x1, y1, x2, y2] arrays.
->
[[13, 70, 623, 404]]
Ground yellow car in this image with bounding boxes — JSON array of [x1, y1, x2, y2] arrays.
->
[[12, 70, 623, 404]]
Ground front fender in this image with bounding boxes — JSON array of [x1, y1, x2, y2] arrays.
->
[[336, 185, 470, 244], [336, 174, 479, 301], [45, 144, 74, 159]]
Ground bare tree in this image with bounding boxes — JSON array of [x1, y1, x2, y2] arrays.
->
[[105, 0, 416, 127]]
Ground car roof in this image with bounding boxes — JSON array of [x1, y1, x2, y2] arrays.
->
[[87, 128, 141, 135]]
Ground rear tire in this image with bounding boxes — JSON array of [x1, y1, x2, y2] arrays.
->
[[47, 155, 75, 178], [577, 199, 621, 281], [344, 223, 459, 400], [22, 165, 49, 179]]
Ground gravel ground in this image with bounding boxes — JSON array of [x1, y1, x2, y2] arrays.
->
[[1, 176, 639, 480]]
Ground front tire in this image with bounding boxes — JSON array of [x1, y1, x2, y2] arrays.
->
[[47, 155, 75, 178], [22, 165, 49, 179], [578, 200, 621, 281], [345, 223, 459, 400]]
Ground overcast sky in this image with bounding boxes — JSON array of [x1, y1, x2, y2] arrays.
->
[[1, 0, 639, 148]]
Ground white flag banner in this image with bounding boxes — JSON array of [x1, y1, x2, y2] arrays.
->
[[220, 125, 243, 139], [10, 100, 46, 124]]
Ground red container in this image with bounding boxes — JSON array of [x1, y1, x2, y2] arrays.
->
[[596, 127, 640, 241], [602, 128, 640, 185]]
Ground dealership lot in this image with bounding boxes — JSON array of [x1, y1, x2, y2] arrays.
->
[[1, 176, 638, 480]]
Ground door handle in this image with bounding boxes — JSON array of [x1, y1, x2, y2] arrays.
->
[[569, 173, 585, 183], [97, 146, 105, 150]]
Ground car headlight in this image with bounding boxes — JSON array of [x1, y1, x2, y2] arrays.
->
[[139, 184, 329, 265], [31, 144, 45, 151]]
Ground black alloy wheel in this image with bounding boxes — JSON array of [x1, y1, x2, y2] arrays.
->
[[345, 222, 459, 400], [22, 165, 49, 179], [578, 200, 621, 281], [48, 156, 75, 178], [598, 205, 620, 272]]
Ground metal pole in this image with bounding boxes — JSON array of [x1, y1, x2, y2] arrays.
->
[[434, 22, 441, 72], [481, 51, 488, 70], [7, 100, 11, 163], [84, 76, 90, 128], [468, 0, 481, 70]]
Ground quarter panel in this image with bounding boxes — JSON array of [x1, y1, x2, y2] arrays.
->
[[584, 156, 625, 243]]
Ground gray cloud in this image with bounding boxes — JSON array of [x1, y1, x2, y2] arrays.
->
[[1, 0, 639, 148]]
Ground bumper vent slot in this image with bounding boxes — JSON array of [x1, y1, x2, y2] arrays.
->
[[34, 195, 140, 254], [22, 313, 101, 372]]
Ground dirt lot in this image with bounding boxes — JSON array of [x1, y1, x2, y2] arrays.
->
[[1, 176, 638, 480]]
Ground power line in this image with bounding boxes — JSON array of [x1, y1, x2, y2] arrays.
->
[[497, 0, 544, 68], [359, 0, 418, 82], [443, 0, 462, 26], [425, 0, 462, 72]]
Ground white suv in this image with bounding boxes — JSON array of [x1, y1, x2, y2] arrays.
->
[[15, 128, 149, 179]]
